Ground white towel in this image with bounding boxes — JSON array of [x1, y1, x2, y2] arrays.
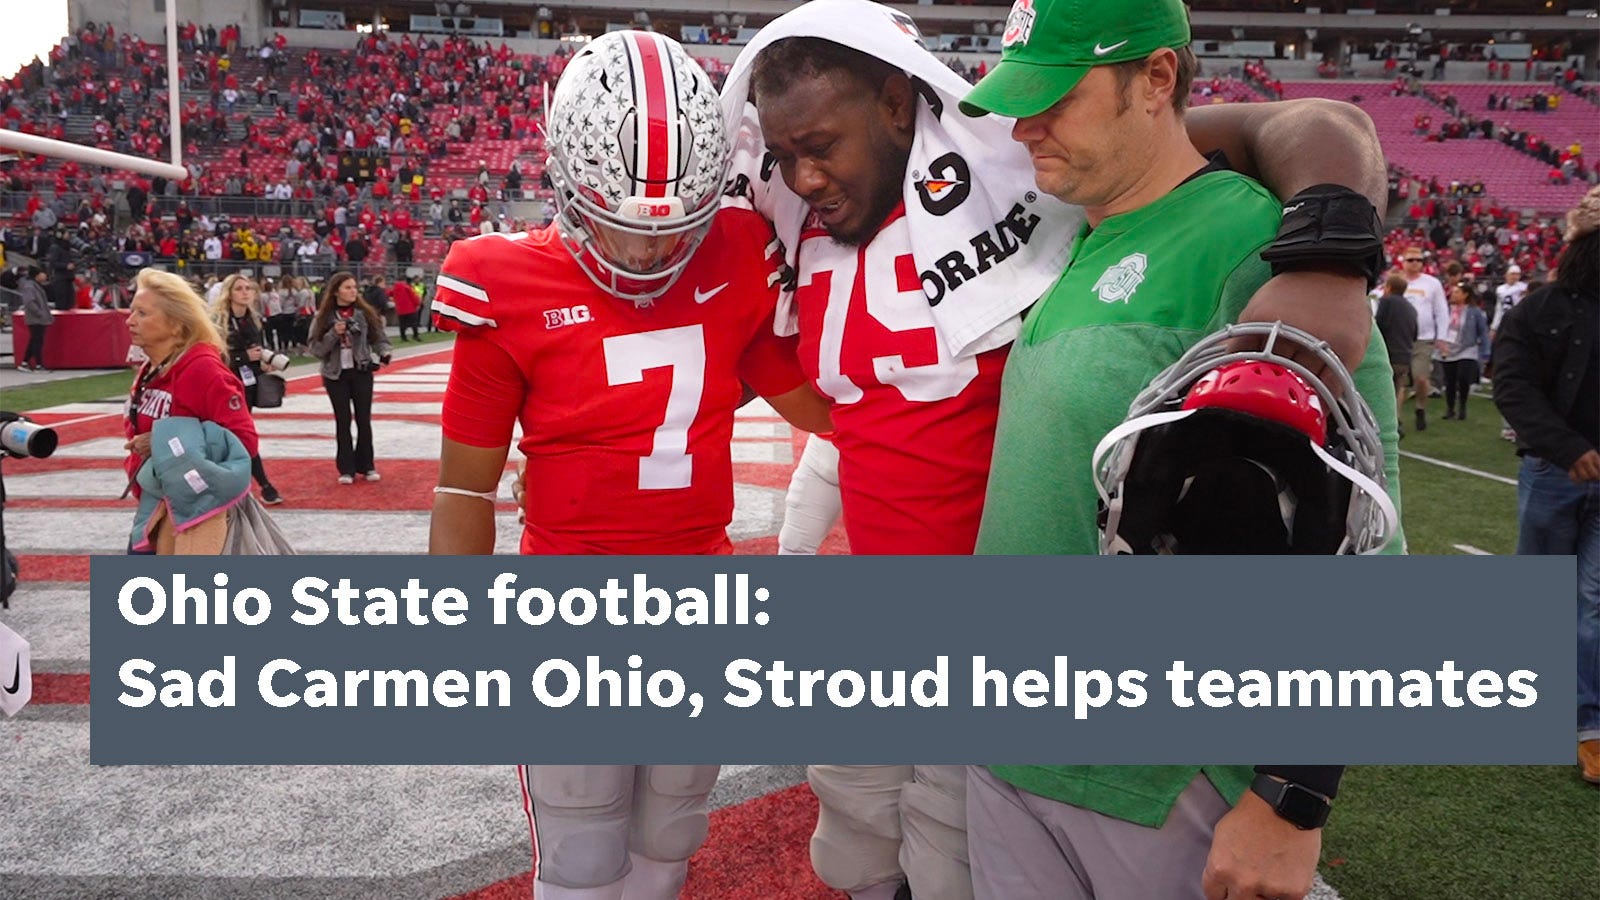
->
[[720, 0, 1084, 358]]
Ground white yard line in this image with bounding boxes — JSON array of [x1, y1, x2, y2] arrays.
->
[[1399, 451, 1518, 487], [1452, 544, 1494, 556]]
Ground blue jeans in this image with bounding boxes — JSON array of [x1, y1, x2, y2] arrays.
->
[[1516, 455, 1600, 741]]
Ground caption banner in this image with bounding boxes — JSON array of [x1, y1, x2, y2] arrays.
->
[[89, 555, 1575, 765]]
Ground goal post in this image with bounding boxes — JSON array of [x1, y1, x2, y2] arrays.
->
[[0, 0, 186, 181]]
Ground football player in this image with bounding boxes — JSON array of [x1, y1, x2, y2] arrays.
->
[[728, 3, 1398, 899], [427, 32, 829, 900]]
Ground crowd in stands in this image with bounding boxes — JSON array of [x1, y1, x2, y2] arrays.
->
[[1241, 59, 1286, 100], [1413, 84, 1593, 185], [1385, 163, 1569, 294], [3, 20, 1594, 320], [1, 21, 581, 298]]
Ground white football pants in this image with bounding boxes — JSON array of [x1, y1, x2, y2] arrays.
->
[[808, 764, 972, 900], [521, 765, 721, 900]]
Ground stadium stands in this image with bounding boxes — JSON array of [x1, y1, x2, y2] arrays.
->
[[1, 20, 1594, 304]]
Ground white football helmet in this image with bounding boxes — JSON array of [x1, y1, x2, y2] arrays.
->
[[545, 31, 729, 305], [1092, 321, 1398, 556]]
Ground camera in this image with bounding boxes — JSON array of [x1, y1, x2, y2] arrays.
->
[[0, 412, 58, 459]]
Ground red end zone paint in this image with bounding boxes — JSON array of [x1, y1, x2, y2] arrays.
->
[[15, 554, 91, 581], [32, 673, 91, 704], [443, 784, 843, 900]]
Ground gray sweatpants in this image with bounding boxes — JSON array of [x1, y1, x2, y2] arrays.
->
[[966, 765, 1231, 900]]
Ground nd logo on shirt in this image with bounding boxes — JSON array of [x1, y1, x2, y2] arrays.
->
[[1093, 252, 1148, 304]]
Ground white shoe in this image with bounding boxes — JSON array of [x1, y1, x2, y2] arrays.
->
[[363, 470, 381, 482], [338, 474, 355, 485]]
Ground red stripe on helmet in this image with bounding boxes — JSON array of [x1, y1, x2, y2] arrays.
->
[[630, 32, 671, 198]]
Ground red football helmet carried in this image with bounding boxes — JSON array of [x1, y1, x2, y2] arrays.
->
[[1092, 322, 1399, 555]]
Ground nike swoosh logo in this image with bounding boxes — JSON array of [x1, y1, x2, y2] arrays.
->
[[3, 657, 18, 695], [694, 283, 729, 304], [1093, 40, 1130, 56]]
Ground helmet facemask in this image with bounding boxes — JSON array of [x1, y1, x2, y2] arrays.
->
[[1093, 322, 1399, 556]]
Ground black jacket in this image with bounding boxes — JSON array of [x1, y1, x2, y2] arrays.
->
[[224, 311, 266, 374], [1491, 284, 1598, 469]]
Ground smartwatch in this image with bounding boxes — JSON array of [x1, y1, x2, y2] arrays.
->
[[1249, 773, 1332, 830]]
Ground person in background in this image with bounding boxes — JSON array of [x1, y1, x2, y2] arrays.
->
[[389, 275, 421, 342], [1490, 264, 1528, 339], [1437, 281, 1490, 421], [308, 270, 391, 485], [210, 274, 285, 504], [364, 273, 393, 328], [18, 266, 52, 371], [288, 275, 316, 351], [259, 277, 286, 351], [1374, 273, 1418, 436], [1492, 185, 1600, 786], [1491, 264, 1530, 440], [1399, 246, 1449, 432], [123, 269, 260, 553]]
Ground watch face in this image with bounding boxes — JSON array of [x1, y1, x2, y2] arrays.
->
[[1281, 783, 1330, 828]]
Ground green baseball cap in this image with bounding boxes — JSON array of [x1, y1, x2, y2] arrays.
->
[[960, 0, 1192, 119]]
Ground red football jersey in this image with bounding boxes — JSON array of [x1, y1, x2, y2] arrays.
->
[[794, 204, 1005, 555], [436, 207, 804, 556]]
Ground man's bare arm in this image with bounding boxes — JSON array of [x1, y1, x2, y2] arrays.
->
[[1186, 98, 1386, 214], [1187, 99, 1385, 378], [1201, 790, 1323, 900], [430, 438, 510, 554]]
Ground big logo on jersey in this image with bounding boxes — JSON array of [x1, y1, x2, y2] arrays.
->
[[1002, 0, 1036, 48], [914, 152, 972, 217], [545, 305, 594, 329]]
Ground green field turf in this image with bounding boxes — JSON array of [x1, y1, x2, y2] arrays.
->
[[1327, 389, 1597, 900], [2, 330, 456, 413]]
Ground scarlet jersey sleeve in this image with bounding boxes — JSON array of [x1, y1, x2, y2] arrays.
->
[[720, 208, 803, 397], [433, 236, 496, 330], [442, 330, 525, 448], [739, 314, 804, 398]]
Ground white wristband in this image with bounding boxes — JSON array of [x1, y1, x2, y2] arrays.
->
[[433, 486, 499, 502]]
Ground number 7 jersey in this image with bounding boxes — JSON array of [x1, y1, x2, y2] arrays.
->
[[435, 208, 805, 555]]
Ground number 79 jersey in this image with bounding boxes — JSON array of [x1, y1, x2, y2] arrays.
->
[[435, 208, 805, 555], [795, 204, 1006, 555]]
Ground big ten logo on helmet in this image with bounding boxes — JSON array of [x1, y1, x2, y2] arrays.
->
[[618, 197, 685, 220], [545, 305, 593, 329], [914, 152, 972, 217], [1003, 0, 1037, 48], [919, 201, 1042, 307]]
